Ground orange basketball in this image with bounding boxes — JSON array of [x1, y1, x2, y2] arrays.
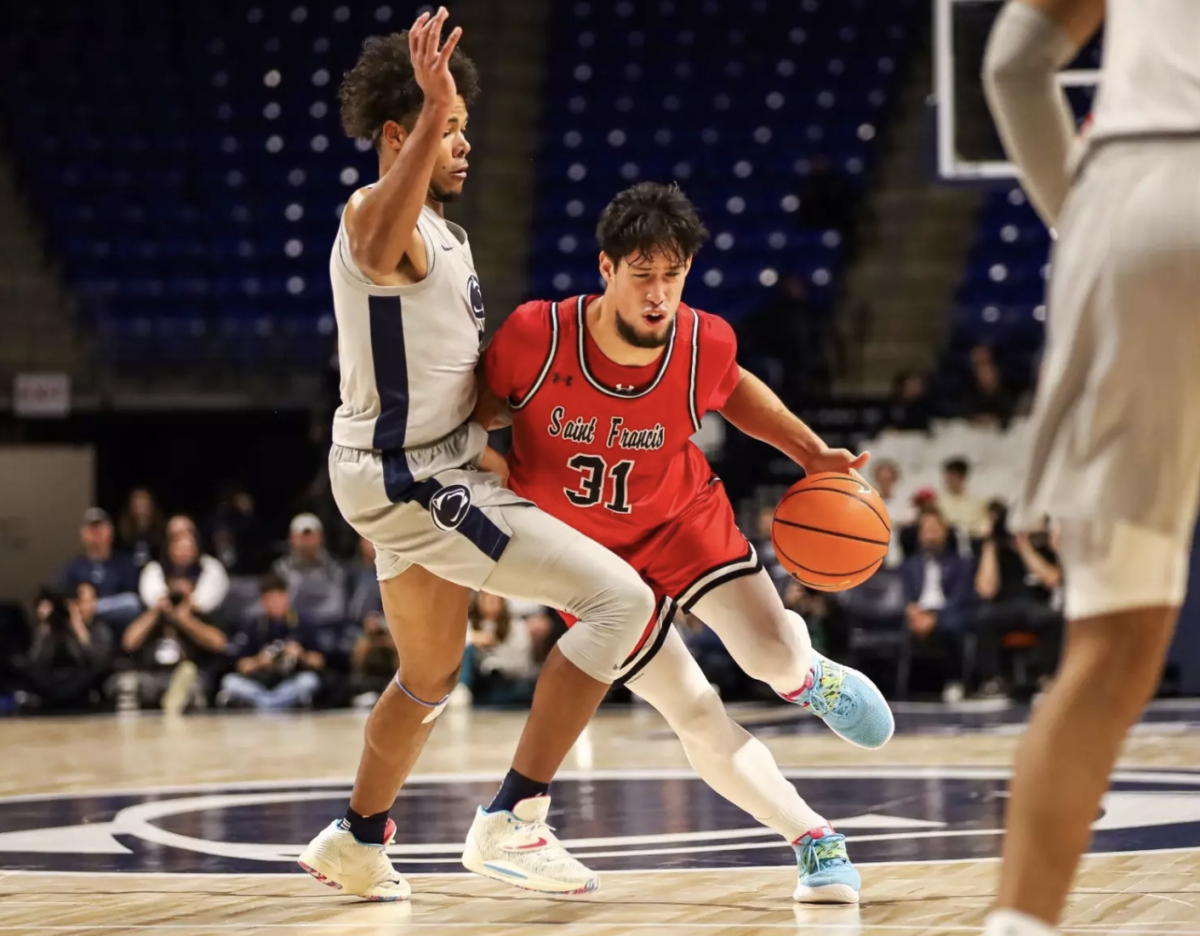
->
[[771, 472, 891, 592]]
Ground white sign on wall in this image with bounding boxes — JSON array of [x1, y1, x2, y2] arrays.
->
[[14, 373, 71, 418]]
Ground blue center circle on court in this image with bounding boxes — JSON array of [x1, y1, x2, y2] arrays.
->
[[3, 767, 1200, 876]]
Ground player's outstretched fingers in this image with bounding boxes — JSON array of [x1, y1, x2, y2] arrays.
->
[[437, 26, 463, 66]]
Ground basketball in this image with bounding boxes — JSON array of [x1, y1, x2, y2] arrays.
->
[[771, 472, 891, 592]]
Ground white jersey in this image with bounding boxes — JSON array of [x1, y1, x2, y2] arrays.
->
[[330, 192, 486, 455], [1087, 0, 1200, 146]]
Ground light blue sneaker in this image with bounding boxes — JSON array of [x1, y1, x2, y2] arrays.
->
[[783, 650, 895, 749], [793, 826, 860, 904]]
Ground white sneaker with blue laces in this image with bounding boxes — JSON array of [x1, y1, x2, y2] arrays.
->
[[783, 650, 895, 749]]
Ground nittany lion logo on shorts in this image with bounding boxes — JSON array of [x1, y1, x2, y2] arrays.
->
[[430, 484, 472, 532], [467, 275, 485, 331]]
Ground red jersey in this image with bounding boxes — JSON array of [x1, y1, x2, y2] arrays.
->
[[483, 294, 742, 551]]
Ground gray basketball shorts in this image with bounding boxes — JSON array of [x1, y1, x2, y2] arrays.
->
[[1014, 137, 1200, 546], [329, 441, 533, 587]]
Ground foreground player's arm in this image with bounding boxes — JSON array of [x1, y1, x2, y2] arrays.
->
[[343, 10, 463, 280], [982, 0, 1104, 228], [719, 368, 869, 474]]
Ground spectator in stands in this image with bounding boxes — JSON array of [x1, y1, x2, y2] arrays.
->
[[902, 509, 976, 699], [209, 483, 269, 575], [139, 526, 230, 616], [23, 584, 114, 711], [939, 457, 989, 539], [799, 154, 856, 234], [872, 459, 913, 568], [59, 508, 142, 631], [457, 593, 543, 707], [273, 513, 347, 626], [973, 503, 1063, 696], [784, 579, 834, 656], [218, 573, 325, 710], [962, 345, 1016, 428], [349, 610, 397, 709], [117, 574, 226, 713], [888, 371, 932, 432], [346, 536, 384, 624], [116, 487, 164, 569], [737, 275, 829, 404], [751, 503, 790, 596]]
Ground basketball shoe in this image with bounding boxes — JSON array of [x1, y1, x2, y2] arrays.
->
[[783, 650, 895, 749], [297, 818, 410, 901], [461, 795, 600, 894], [793, 826, 860, 903]]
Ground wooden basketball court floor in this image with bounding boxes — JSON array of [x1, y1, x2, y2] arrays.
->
[[2, 700, 1200, 935]]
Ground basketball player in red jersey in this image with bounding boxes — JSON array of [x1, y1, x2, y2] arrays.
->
[[470, 182, 895, 902]]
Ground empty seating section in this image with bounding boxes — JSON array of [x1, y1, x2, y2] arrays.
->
[[0, 0, 391, 365], [531, 0, 917, 319], [0, 0, 920, 364], [942, 41, 1103, 393]]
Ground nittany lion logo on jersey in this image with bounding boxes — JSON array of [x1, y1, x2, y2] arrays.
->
[[429, 484, 472, 531], [467, 275, 485, 331]]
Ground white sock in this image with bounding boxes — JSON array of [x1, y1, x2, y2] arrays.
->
[[983, 909, 1058, 936]]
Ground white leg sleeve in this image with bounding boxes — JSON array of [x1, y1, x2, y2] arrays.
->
[[480, 506, 656, 684], [688, 570, 814, 697], [627, 626, 826, 841]]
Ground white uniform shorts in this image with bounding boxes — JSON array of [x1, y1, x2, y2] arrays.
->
[[1016, 137, 1200, 614]]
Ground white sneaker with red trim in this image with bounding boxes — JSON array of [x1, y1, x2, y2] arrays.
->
[[461, 795, 599, 895], [297, 818, 410, 901]]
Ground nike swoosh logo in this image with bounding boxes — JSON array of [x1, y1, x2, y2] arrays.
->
[[441, 245, 454, 251], [506, 837, 548, 851]]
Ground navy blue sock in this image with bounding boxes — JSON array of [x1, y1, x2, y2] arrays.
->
[[342, 807, 389, 845], [487, 769, 550, 813]]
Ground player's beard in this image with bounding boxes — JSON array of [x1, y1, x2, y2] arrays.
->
[[428, 181, 463, 204], [615, 311, 673, 349]]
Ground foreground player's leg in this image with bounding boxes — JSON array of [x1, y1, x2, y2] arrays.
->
[[984, 522, 1182, 935], [690, 571, 894, 749], [461, 506, 656, 894], [628, 627, 860, 903], [299, 565, 469, 901]]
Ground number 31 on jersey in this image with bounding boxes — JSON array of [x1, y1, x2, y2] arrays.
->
[[564, 454, 634, 514]]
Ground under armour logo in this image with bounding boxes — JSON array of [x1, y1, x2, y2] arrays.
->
[[551, 373, 573, 386], [615, 383, 635, 393]]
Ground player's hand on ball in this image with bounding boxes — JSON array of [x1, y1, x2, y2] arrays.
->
[[799, 446, 870, 477], [409, 7, 462, 109]]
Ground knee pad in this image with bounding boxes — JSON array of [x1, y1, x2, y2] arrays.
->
[[394, 674, 450, 723], [1058, 519, 1190, 619]]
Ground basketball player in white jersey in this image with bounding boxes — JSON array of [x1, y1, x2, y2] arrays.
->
[[981, 2, 1200, 933], [297, 9, 658, 899]]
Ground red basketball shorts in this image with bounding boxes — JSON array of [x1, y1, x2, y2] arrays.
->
[[560, 478, 762, 680]]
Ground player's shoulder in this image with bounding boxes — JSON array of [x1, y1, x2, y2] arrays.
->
[[686, 304, 737, 349]]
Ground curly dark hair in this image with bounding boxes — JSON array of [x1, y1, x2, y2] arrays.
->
[[596, 182, 710, 267], [340, 30, 481, 147]]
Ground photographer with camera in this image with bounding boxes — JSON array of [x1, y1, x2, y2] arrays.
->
[[348, 610, 397, 709], [118, 574, 227, 713], [23, 583, 114, 711], [973, 500, 1064, 698], [218, 573, 325, 711]]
